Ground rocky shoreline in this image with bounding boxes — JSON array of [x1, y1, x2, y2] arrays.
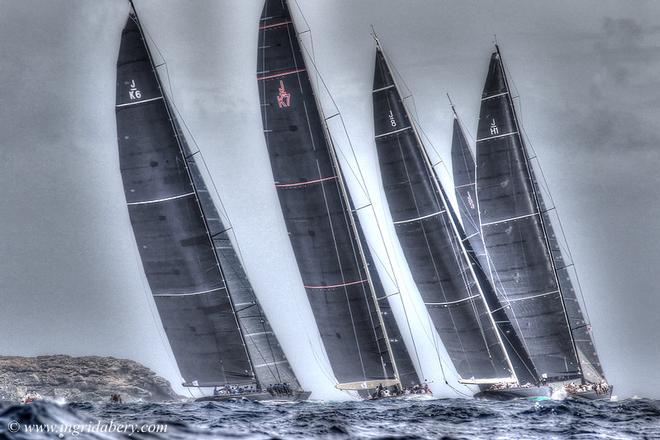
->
[[0, 355, 181, 403]]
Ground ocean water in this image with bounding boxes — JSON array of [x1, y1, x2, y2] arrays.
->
[[0, 397, 659, 439]]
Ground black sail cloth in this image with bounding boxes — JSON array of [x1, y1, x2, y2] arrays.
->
[[258, 0, 403, 387], [116, 12, 298, 389], [372, 48, 514, 383], [475, 49, 581, 382]]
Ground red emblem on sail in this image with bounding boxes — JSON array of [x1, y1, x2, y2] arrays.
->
[[277, 80, 291, 108]]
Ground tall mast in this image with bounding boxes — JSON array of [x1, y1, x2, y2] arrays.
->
[[494, 45, 581, 380], [127, 0, 258, 387], [372, 33, 517, 384]]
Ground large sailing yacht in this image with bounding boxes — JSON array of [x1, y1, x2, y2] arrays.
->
[[115, 1, 308, 401]]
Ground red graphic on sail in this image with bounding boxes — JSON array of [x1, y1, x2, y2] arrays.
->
[[277, 80, 291, 108]]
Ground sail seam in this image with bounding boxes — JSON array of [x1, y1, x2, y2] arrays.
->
[[244, 331, 273, 338], [116, 96, 163, 108], [481, 211, 538, 227], [476, 131, 519, 142], [372, 84, 395, 93], [253, 360, 288, 369], [304, 279, 368, 290], [126, 191, 195, 206], [257, 67, 306, 81], [375, 126, 412, 139], [259, 20, 292, 30], [153, 287, 225, 297], [506, 289, 560, 303], [275, 175, 337, 188], [393, 210, 445, 225], [481, 91, 509, 101], [425, 294, 481, 307]]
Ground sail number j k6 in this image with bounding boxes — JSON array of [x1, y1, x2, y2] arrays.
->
[[129, 79, 142, 100]]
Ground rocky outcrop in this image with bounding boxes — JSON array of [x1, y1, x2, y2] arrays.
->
[[0, 355, 182, 403]]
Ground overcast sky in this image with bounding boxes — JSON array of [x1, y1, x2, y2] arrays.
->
[[0, 0, 658, 400]]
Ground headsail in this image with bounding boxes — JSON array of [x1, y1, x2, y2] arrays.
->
[[372, 44, 515, 384], [475, 47, 583, 382], [258, 0, 405, 389], [116, 6, 298, 389]]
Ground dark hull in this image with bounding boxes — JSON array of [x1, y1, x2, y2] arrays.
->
[[195, 391, 311, 402], [475, 386, 552, 401]]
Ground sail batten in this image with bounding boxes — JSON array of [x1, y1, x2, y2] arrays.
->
[[116, 8, 299, 390], [258, 0, 417, 388]]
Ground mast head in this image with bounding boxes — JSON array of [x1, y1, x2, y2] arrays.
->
[[370, 25, 382, 49], [446, 93, 457, 118]]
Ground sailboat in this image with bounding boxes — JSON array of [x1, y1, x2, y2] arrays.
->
[[257, 0, 421, 397], [115, 1, 309, 402], [370, 37, 540, 393], [464, 45, 610, 400]]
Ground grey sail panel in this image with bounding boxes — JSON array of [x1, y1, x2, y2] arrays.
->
[[475, 50, 580, 381], [373, 48, 512, 382], [451, 115, 538, 384], [116, 14, 255, 386], [171, 109, 301, 389], [258, 0, 397, 385]]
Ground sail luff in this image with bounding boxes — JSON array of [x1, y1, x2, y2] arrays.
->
[[372, 41, 516, 383], [117, 6, 256, 386]]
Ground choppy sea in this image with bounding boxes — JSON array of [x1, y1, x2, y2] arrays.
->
[[1, 397, 659, 439]]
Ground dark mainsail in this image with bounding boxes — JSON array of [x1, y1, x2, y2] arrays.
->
[[475, 46, 585, 382], [258, 0, 406, 389], [372, 44, 515, 384], [115, 6, 298, 389]]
